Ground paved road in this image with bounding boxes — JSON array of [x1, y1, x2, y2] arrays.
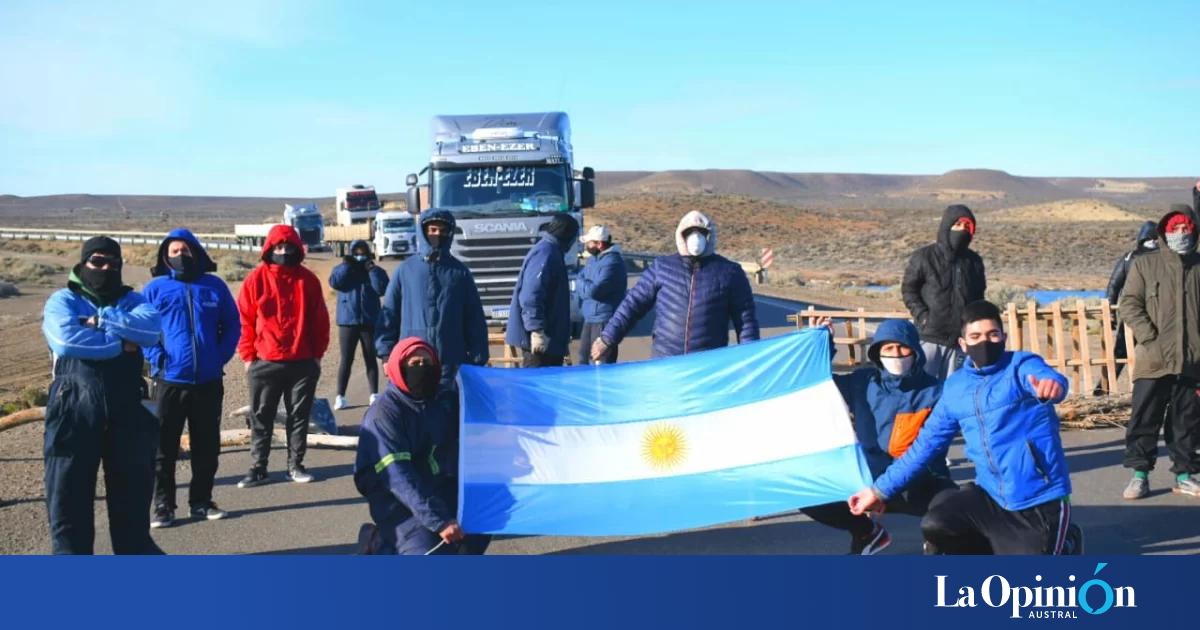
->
[[96, 257, 1200, 555]]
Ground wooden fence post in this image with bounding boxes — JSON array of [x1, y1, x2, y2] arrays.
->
[[1099, 301, 1118, 395], [1027, 301, 1041, 356], [1075, 300, 1093, 397], [1006, 302, 1021, 350]]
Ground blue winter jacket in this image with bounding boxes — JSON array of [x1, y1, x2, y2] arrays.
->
[[833, 319, 948, 480], [43, 273, 161, 362], [600, 253, 759, 358], [329, 240, 390, 327], [354, 382, 455, 536], [377, 211, 489, 386], [874, 351, 1072, 511], [505, 234, 572, 355], [577, 246, 627, 324], [142, 228, 240, 386]]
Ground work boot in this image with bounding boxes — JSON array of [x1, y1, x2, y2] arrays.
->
[[1122, 476, 1149, 500]]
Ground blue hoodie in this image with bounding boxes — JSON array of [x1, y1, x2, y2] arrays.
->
[[505, 233, 573, 355], [833, 319, 948, 480], [376, 210, 489, 387], [328, 239, 389, 326], [874, 350, 1072, 511], [142, 228, 240, 386]]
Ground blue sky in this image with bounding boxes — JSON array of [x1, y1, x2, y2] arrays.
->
[[0, 1, 1195, 196]]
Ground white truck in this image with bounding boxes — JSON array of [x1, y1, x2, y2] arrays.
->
[[335, 185, 381, 225], [373, 210, 417, 259], [234, 203, 324, 249]]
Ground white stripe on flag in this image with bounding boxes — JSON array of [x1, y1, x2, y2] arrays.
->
[[461, 379, 854, 485]]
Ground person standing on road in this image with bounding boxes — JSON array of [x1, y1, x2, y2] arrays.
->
[[901, 204, 987, 380], [506, 214, 579, 367], [850, 301, 1082, 555], [575, 225, 626, 365], [803, 317, 953, 555], [143, 228, 240, 528], [1097, 221, 1158, 394], [591, 210, 758, 361], [236, 225, 329, 488], [329, 239, 388, 410], [41, 236, 163, 554], [1117, 204, 1200, 499], [376, 209, 489, 391], [354, 338, 464, 555]]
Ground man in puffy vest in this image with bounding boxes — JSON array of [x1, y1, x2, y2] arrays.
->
[[592, 210, 758, 360], [41, 236, 163, 554], [236, 225, 329, 488], [143, 228, 240, 527]]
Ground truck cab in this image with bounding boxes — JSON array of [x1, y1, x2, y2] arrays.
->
[[335, 185, 381, 225], [283, 203, 325, 250], [374, 210, 417, 259], [405, 112, 595, 323]]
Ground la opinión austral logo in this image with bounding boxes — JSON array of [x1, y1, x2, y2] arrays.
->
[[936, 562, 1135, 619]]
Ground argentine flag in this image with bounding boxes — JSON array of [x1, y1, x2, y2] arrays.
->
[[457, 329, 872, 536]]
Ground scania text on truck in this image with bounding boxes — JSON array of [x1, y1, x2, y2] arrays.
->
[[404, 112, 595, 323]]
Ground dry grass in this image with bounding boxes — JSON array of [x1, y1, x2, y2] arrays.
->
[[0, 256, 65, 286], [1058, 395, 1131, 429]]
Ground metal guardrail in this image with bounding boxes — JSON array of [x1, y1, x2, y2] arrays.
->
[[0, 227, 258, 252]]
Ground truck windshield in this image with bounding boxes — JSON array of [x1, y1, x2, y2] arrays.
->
[[379, 218, 414, 231], [346, 192, 379, 209], [293, 215, 322, 229], [433, 165, 569, 217]]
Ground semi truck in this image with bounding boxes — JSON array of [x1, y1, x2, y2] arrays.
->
[[335, 185, 381, 225], [403, 112, 595, 323], [373, 210, 417, 259], [234, 203, 324, 249]]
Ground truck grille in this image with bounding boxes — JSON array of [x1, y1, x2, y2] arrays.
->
[[453, 235, 539, 308]]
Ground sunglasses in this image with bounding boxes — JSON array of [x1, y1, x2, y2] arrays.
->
[[86, 255, 122, 269]]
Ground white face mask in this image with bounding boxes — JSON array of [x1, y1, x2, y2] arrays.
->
[[880, 355, 915, 376], [685, 232, 707, 257]]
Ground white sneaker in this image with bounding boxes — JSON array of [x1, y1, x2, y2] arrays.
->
[[334, 395, 348, 410], [369, 393, 379, 406]]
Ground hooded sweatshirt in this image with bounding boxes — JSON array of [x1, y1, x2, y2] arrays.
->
[[378, 210, 489, 386], [832, 319, 948, 479], [328, 239, 389, 326], [601, 211, 759, 357], [236, 224, 330, 362], [354, 337, 454, 537], [901, 205, 987, 346], [143, 228, 241, 385]]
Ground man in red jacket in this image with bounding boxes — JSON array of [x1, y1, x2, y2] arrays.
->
[[236, 225, 330, 488]]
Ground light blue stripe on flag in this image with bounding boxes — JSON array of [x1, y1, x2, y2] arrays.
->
[[457, 329, 873, 536]]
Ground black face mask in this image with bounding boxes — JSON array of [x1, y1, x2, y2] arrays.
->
[[948, 230, 972, 253], [271, 252, 300, 266], [402, 363, 439, 400], [425, 234, 444, 250], [965, 339, 1005, 368], [79, 265, 123, 299], [586, 246, 602, 256], [167, 254, 198, 278]]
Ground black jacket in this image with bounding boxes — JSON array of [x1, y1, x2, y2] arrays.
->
[[901, 205, 987, 346], [1105, 221, 1158, 306]]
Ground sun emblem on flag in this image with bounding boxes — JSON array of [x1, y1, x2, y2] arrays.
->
[[642, 424, 687, 470]]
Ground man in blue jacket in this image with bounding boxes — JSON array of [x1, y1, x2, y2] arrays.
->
[[329, 239, 389, 410], [802, 318, 953, 555], [506, 213, 579, 367], [354, 337, 464, 554], [575, 225, 626, 365], [850, 301, 1083, 555], [142, 229, 240, 527], [376, 210, 489, 390], [41, 237, 163, 554], [592, 211, 758, 360]]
